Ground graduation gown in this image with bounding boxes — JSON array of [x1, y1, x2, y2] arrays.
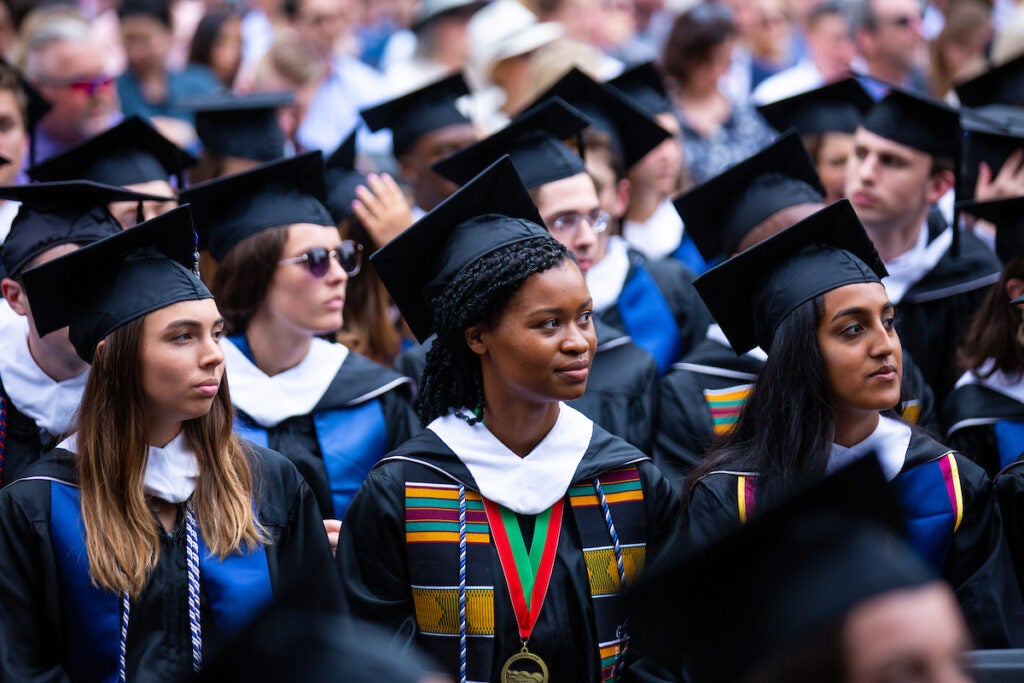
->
[[0, 379, 58, 486], [597, 249, 710, 375], [336, 406, 680, 682], [226, 335, 418, 520], [895, 214, 1001, 405], [684, 427, 1024, 648], [653, 326, 936, 485], [0, 444, 336, 682], [395, 319, 661, 453], [943, 376, 1024, 479]]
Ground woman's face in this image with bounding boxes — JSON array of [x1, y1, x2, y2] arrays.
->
[[210, 16, 244, 86], [121, 15, 172, 74], [815, 132, 854, 203], [260, 223, 349, 336], [816, 282, 902, 416], [469, 261, 597, 407], [687, 39, 734, 93], [139, 298, 225, 429]]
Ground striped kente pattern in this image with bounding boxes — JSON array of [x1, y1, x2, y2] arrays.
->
[[704, 384, 754, 435], [411, 586, 495, 636], [568, 469, 643, 507], [582, 544, 646, 597], [406, 482, 490, 544]]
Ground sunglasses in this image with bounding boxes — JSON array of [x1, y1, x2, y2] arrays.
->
[[43, 75, 115, 96], [277, 242, 363, 277]]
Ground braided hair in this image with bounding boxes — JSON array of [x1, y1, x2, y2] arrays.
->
[[417, 236, 574, 427]]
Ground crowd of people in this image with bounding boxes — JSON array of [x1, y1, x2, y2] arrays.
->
[[1, 0, 1024, 681]]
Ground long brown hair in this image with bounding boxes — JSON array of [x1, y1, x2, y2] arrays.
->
[[77, 315, 267, 597], [211, 226, 289, 334], [957, 256, 1024, 379]]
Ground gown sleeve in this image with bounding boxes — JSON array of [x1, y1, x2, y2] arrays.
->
[[680, 474, 743, 555], [0, 484, 69, 682], [653, 371, 713, 485], [947, 425, 1000, 480], [943, 456, 1024, 648], [381, 387, 421, 451]]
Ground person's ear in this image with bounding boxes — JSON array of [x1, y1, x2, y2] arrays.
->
[[93, 339, 106, 362], [464, 323, 488, 356], [1006, 277, 1024, 304], [0, 277, 28, 316]]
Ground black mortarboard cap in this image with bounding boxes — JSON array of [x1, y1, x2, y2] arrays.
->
[[757, 78, 874, 135], [178, 91, 292, 162], [0, 180, 172, 276], [694, 199, 887, 354], [528, 67, 670, 171], [179, 151, 334, 262], [959, 120, 1024, 201], [432, 97, 589, 189], [372, 155, 551, 342], [360, 72, 472, 159], [607, 61, 672, 116], [27, 115, 197, 188], [627, 457, 935, 682], [0, 57, 52, 167], [22, 205, 211, 363], [862, 83, 962, 160], [323, 129, 365, 223], [957, 195, 1024, 263], [674, 131, 825, 262], [956, 53, 1024, 109]]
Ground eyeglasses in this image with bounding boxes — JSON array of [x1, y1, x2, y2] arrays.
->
[[548, 209, 611, 236], [41, 75, 115, 96], [879, 14, 921, 30], [277, 242, 363, 277]]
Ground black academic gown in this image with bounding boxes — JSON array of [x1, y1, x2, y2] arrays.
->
[[0, 377, 59, 487], [395, 319, 661, 453], [684, 430, 1024, 648], [336, 422, 680, 682], [0, 445, 337, 682], [896, 214, 1001, 405], [654, 336, 937, 485], [943, 383, 1024, 479], [231, 340, 419, 521], [597, 249, 711, 374]]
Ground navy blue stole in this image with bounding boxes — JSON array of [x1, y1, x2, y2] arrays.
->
[[616, 265, 682, 375], [49, 481, 273, 682], [890, 452, 963, 569], [672, 234, 708, 276], [995, 420, 1024, 471]]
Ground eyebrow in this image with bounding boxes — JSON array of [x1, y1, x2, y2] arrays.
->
[[830, 302, 894, 322], [164, 317, 226, 330], [527, 298, 593, 317]]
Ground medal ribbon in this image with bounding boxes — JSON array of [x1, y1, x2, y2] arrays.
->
[[483, 498, 564, 641]]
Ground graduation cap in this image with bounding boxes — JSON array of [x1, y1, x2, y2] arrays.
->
[[0, 180, 173, 277], [756, 78, 874, 135], [177, 91, 292, 162], [360, 72, 472, 159], [626, 456, 934, 682], [0, 57, 52, 167], [371, 155, 549, 342], [21, 205, 211, 363], [179, 151, 334, 262], [956, 195, 1024, 263], [432, 97, 590, 189], [956, 53, 1024, 109], [959, 119, 1024, 201], [323, 130, 365, 223], [527, 67, 670, 172], [693, 199, 887, 355], [673, 131, 825, 262], [27, 115, 197, 189], [861, 82, 961, 161], [606, 61, 672, 116]]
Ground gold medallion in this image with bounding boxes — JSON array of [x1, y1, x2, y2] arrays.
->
[[500, 644, 549, 683]]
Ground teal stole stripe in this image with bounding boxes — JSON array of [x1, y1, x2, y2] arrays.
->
[[49, 482, 273, 680], [995, 420, 1024, 470], [616, 264, 682, 375], [313, 403, 388, 517], [891, 459, 957, 569], [672, 234, 708, 276]]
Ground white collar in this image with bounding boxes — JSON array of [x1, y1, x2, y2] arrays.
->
[[222, 336, 349, 427], [58, 431, 200, 503], [882, 221, 951, 304], [955, 359, 1024, 405], [427, 403, 594, 514], [0, 316, 87, 438], [621, 198, 684, 261], [706, 323, 768, 361], [586, 235, 631, 313], [827, 415, 909, 481]]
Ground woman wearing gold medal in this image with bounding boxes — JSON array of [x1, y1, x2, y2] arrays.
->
[[335, 158, 679, 682]]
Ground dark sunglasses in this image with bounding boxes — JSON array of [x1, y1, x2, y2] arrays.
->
[[277, 241, 363, 277], [42, 74, 115, 96]]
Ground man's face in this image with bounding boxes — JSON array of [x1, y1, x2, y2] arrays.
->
[[862, 0, 923, 72], [534, 172, 608, 275], [295, 0, 352, 57], [845, 127, 938, 234], [0, 89, 27, 185], [400, 122, 477, 211], [34, 39, 115, 144], [806, 12, 854, 81]]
